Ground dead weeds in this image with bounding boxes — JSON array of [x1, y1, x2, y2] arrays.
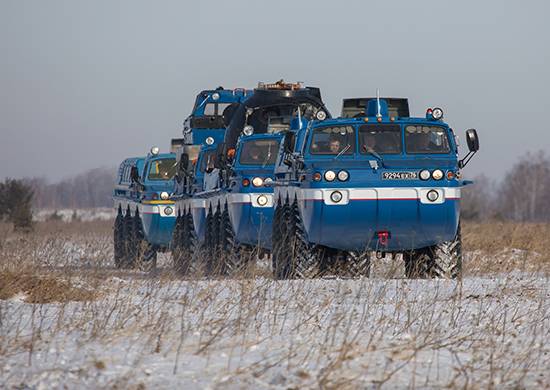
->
[[0, 270, 97, 303]]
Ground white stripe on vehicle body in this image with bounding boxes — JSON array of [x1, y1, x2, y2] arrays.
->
[[275, 187, 460, 206], [113, 200, 175, 217]]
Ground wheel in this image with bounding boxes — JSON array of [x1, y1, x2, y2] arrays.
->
[[171, 212, 186, 274], [431, 223, 462, 279], [114, 206, 126, 268], [404, 224, 462, 279], [203, 205, 219, 276], [342, 251, 371, 278], [121, 206, 135, 269], [272, 197, 320, 279], [272, 197, 290, 279], [209, 204, 224, 275], [271, 197, 285, 277], [219, 204, 246, 276], [289, 198, 321, 279], [133, 209, 156, 272], [137, 244, 158, 272]]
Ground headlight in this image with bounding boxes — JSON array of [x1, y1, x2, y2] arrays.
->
[[337, 170, 349, 181], [212, 92, 220, 101], [257, 195, 268, 206], [164, 206, 174, 215], [324, 170, 336, 181], [205, 136, 214, 145], [419, 169, 431, 180], [432, 169, 444, 180], [426, 190, 439, 202], [330, 191, 343, 203], [316, 110, 327, 121], [243, 125, 254, 136], [252, 177, 264, 187], [432, 107, 443, 120], [160, 191, 169, 200], [150, 146, 160, 155], [313, 172, 322, 181]]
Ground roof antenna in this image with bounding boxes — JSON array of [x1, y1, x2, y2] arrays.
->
[[376, 88, 382, 119]]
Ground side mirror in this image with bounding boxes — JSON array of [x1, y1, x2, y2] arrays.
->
[[283, 132, 296, 154], [466, 129, 479, 152], [130, 166, 140, 183], [459, 129, 480, 168]]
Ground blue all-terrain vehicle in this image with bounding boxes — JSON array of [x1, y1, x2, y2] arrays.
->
[[172, 81, 331, 275], [113, 147, 177, 271], [169, 87, 252, 273], [271, 96, 479, 279]]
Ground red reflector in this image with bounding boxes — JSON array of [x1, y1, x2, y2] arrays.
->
[[377, 231, 390, 246]]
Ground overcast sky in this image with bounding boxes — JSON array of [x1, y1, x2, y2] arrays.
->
[[1, 0, 549, 182]]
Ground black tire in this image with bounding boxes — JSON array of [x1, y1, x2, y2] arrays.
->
[[137, 244, 157, 272], [271, 197, 285, 277], [289, 198, 321, 279], [342, 251, 371, 278], [272, 198, 290, 279], [273, 197, 320, 279], [121, 206, 135, 269], [171, 212, 187, 274], [219, 204, 246, 276], [404, 224, 462, 279], [133, 209, 156, 272], [114, 206, 126, 268], [203, 205, 220, 276]]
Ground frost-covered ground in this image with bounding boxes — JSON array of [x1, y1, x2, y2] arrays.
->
[[1, 221, 549, 389], [33, 208, 115, 222], [1, 258, 549, 389]]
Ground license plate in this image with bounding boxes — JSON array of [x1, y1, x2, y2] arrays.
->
[[382, 171, 418, 180]]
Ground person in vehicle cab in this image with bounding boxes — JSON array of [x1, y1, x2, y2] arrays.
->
[[247, 145, 262, 163], [329, 138, 342, 153], [362, 133, 377, 152], [414, 132, 440, 152]]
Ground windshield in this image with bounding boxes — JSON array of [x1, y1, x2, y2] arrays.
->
[[148, 158, 176, 180], [359, 124, 402, 154], [310, 126, 356, 155], [199, 150, 217, 173], [239, 138, 280, 165], [405, 125, 450, 154]]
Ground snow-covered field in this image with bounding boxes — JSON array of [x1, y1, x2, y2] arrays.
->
[[1, 222, 549, 388]]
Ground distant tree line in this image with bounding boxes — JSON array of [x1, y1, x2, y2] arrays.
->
[[461, 151, 550, 222], [24, 167, 116, 209]]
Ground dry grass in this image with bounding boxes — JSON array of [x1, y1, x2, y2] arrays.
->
[[0, 219, 549, 388], [463, 221, 550, 275], [0, 270, 97, 303]]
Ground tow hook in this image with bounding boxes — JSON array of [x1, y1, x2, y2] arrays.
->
[[377, 231, 390, 246]]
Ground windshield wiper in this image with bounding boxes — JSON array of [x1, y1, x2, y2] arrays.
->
[[333, 144, 351, 160], [262, 144, 272, 168], [364, 147, 385, 167]]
